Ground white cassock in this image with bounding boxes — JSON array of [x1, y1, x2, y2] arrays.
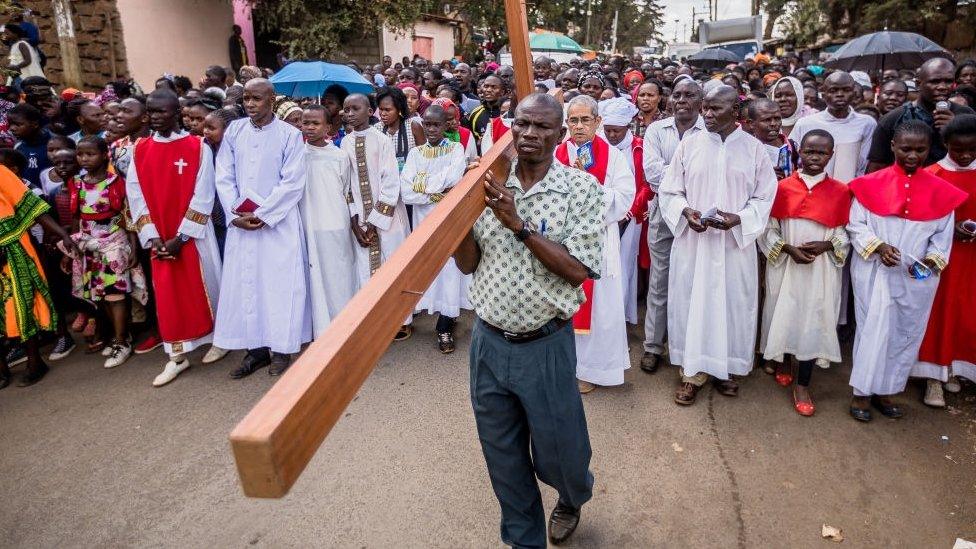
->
[[126, 130, 222, 357], [461, 133, 478, 164], [301, 142, 359, 337], [660, 128, 777, 379], [759, 174, 849, 368], [400, 140, 471, 317], [613, 133, 643, 324], [563, 141, 635, 386], [214, 118, 311, 354], [340, 127, 411, 288], [789, 109, 876, 183], [847, 200, 954, 396]]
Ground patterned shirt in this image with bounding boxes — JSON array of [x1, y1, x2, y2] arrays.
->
[[470, 161, 605, 333]]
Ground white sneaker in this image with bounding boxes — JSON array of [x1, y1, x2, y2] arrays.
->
[[152, 359, 190, 387], [202, 345, 229, 364], [945, 376, 962, 393], [103, 343, 132, 369], [101, 344, 113, 357], [924, 379, 946, 408]]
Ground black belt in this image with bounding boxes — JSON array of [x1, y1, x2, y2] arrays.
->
[[480, 317, 570, 344]]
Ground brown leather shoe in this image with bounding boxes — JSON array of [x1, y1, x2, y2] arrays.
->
[[640, 352, 661, 373], [547, 500, 581, 545], [674, 382, 701, 405], [713, 377, 739, 397]]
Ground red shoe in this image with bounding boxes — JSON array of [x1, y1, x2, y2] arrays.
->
[[775, 372, 794, 387], [793, 388, 815, 417], [70, 313, 89, 332], [134, 333, 163, 354]]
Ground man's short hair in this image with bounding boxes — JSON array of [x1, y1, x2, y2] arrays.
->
[[566, 94, 599, 117], [800, 128, 834, 149]]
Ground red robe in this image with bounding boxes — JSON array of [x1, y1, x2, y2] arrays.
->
[[490, 117, 510, 144], [133, 135, 214, 345], [849, 163, 967, 222], [555, 136, 610, 333], [627, 136, 653, 269], [770, 172, 851, 227], [917, 163, 976, 368]]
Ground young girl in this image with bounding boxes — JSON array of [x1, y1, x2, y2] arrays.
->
[[913, 114, 976, 405], [846, 121, 967, 422], [62, 137, 146, 368]]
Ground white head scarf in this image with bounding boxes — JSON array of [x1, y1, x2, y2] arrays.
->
[[599, 96, 638, 127], [772, 76, 805, 127]]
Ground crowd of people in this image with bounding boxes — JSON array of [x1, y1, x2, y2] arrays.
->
[[0, 33, 974, 426]]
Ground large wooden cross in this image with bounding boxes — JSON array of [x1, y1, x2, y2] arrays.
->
[[229, 0, 537, 498]]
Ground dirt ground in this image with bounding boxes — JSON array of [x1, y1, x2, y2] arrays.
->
[[1, 312, 975, 548]]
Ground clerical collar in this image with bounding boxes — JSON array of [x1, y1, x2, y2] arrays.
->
[[613, 132, 634, 152], [351, 128, 371, 137], [152, 129, 189, 142], [938, 155, 976, 172], [798, 171, 827, 189]]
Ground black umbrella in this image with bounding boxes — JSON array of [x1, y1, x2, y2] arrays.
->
[[824, 31, 951, 72], [686, 48, 743, 70]]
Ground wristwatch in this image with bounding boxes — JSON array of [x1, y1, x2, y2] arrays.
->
[[514, 220, 537, 242], [177, 233, 191, 243]]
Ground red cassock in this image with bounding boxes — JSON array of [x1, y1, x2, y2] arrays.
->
[[555, 136, 609, 333], [918, 164, 976, 367], [628, 136, 653, 270], [133, 136, 214, 344], [770, 172, 851, 227]]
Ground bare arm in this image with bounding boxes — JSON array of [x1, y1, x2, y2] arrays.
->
[[453, 228, 481, 274]]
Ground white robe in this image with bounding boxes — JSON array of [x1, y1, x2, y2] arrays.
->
[[125, 130, 222, 357], [847, 200, 954, 396], [340, 127, 411, 285], [214, 118, 311, 354], [301, 142, 359, 338], [759, 173, 849, 368], [563, 141, 635, 386], [659, 128, 777, 379], [400, 141, 470, 317], [613, 133, 642, 324]]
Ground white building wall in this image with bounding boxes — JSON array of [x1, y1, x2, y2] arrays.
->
[[382, 20, 456, 63]]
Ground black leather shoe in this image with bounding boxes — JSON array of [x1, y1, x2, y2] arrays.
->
[[547, 500, 581, 545], [17, 362, 49, 387], [268, 353, 291, 376], [230, 352, 271, 379], [640, 352, 660, 373], [849, 406, 872, 422], [871, 396, 904, 418]]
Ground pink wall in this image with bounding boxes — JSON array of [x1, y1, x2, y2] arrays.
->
[[117, 0, 236, 88], [233, 0, 257, 66]]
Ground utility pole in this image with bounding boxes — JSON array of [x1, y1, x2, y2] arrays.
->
[[610, 9, 619, 53], [51, 0, 83, 88], [673, 18, 679, 42], [584, 0, 593, 46]]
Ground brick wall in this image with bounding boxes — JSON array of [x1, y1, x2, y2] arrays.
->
[[336, 28, 383, 67], [23, 0, 129, 90]]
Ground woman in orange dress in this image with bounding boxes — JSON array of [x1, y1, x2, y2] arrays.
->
[[0, 164, 79, 388]]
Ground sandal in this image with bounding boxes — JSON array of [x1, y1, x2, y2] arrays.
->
[[774, 361, 794, 387], [713, 377, 739, 397], [86, 340, 106, 354], [793, 387, 815, 417]]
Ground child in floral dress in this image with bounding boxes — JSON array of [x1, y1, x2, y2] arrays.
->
[[61, 136, 146, 368]]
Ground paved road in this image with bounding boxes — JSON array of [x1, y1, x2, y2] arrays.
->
[[1, 312, 975, 548]]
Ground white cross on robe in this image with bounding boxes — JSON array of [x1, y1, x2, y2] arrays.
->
[[174, 158, 188, 175]]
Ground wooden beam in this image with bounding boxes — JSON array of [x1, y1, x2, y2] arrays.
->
[[230, 0, 535, 499]]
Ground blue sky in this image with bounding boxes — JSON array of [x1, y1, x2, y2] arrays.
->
[[659, 0, 752, 43]]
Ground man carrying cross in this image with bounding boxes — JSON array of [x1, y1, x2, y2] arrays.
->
[[454, 93, 604, 548]]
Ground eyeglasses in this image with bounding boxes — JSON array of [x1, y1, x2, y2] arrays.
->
[[567, 116, 595, 126]]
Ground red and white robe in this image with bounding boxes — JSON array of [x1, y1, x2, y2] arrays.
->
[[126, 131, 222, 358], [555, 135, 635, 386], [613, 132, 653, 324]]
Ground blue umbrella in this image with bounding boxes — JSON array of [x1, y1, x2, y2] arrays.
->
[[269, 61, 374, 98]]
